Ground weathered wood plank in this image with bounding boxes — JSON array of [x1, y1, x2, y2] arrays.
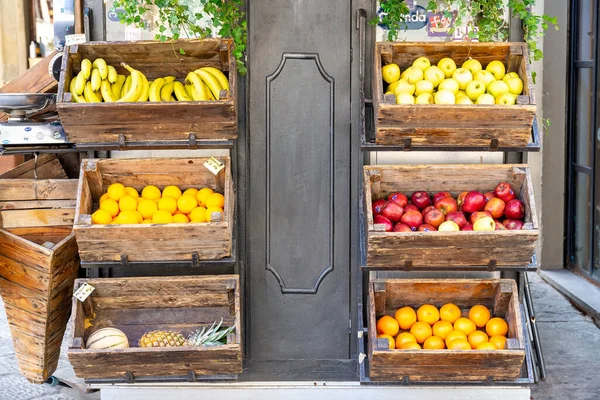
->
[[0, 208, 74, 229], [0, 179, 79, 201]]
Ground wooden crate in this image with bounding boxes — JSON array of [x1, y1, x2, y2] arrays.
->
[[369, 279, 526, 382], [0, 155, 80, 383], [374, 42, 536, 148], [364, 164, 538, 268], [73, 157, 233, 263], [68, 275, 242, 380], [57, 39, 237, 146]]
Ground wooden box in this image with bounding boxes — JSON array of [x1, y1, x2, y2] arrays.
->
[[68, 275, 242, 381], [374, 42, 536, 148], [364, 164, 538, 269], [57, 39, 237, 146], [0, 155, 80, 383], [73, 157, 233, 263], [369, 279, 526, 382]]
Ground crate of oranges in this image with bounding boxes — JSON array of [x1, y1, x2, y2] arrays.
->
[[73, 157, 233, 263], [368, 279, 526, 382]]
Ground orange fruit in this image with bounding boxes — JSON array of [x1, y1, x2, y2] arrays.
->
[[173, 213, 190, 223], [125, 187, 139, 198], [141, 219, 153, 224], [137, 199, 158, 219], [432, 320, 453, 340], [417, 304, 440, 325], [439, 303, 461, 323], [206, 206, 224, 222], [423, 335, 445, 350], [454, 317, 477, 336], [467, 330, 489, 349], [400, 342, 421, 350], [189, 207, 208, 222], [447, 338, 471, 350], [395, 332, 417, 348], [486, 318, 508, 337], [134, 211, 143, 223], [476, 342, 498, 350], [92, 209, 112, 225], [377, 334, 395, 349], [162, 185, 182, 200], [115, 210, 139, 224], [489, 335, 507, 350], [158, 196, 178, 214], [395, 307, 417, 330], [100, 199, 120, 217], [152, 210, 173, 224], [196, 187, 214, 207], [445, 330, 467, 348], [183, 188, 199, 198], [107, 183, 126, 201], [410, 321, 433, 344], [119, 195, 138, 212], [142, 185, 162, 201], [469, 305, 491, 328], [376, 316, 399, 337], [99, 193, 109, 203], [206, 192, 225, 208], [177, 194, 198, 214]]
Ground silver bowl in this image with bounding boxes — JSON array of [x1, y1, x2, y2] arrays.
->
[[0, 93, 57, 114]]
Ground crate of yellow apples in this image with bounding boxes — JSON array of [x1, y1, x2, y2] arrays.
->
[[73, 157, 233, 263]]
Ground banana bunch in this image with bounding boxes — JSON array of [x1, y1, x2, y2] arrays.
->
[[70, 58, 229, 104]]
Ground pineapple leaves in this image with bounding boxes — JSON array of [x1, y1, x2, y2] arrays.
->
[[187, 318, 235, 347]]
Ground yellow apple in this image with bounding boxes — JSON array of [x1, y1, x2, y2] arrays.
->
[[486, 60, 506, 80], [393, 79, 416, 96], [457, 97, 473, 105], [473, 216, 495, 231], [465, 80, 486, 101], [439, 78, 460, 95], [462, 58, 482, 75], [502, 72, 520, 82], [396, 93, 415, 104], [487, 80, 510, 98], [452, 68, 474, 91], [473, 70, 495, 88], [401, 66, 424, 84], [382, 63, 401, 84], [415, 93, 434, 104], [388, 80, 401, 93], [476, 93, 495, 105], [424, 66, 445, 88], [495, 92, 517, 105], [415, 80, 434, 96], [385, 91, 394, 95], [505, 77, 524, 95], [439, 221, 460, 231], [434, 89, 456, 105], [437, 57, 457, 78], [413, 56, 431, 71]]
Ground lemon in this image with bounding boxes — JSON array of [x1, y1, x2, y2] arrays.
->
[[119, 195, 138, 212], [183, 188, 198, 198], [116, 210, 139, 224], [177, 195, 198, 214], [152, 210, 173, 224], [107, 183, 126, 201], [125, 187, 139, 198], [173, 214, 190, 223], [99, 193, 109, 203], [162, 185, 182, 200], [206, 206, 223, 222], [92, 209, 112, 224], [100, 199, 120, 217], [206, 192, 225, 208], [142, 185, 161, 201], [141, 219, 153, 224], [189, 207, 207, 222], [134, 211, 144, 223], [158, 196, 178, 214], [136, 197, 144, 204], [196, 187, 214, 207], [137, 199, 158, 219]]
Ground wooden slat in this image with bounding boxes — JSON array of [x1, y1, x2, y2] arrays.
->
[[0, 208, 74, 229], [0, 179, 79, 201], [5, 226, 72, 246], [0, 154, 65, 179], [0, 199, 77, 211]]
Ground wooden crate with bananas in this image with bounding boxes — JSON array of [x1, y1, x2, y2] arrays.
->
[[68, 275, 242, 381], [373, 42, 536, 148], [57, 39, 237, 147]]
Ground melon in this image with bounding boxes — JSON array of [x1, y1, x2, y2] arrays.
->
[[86, 327, 129, 350]]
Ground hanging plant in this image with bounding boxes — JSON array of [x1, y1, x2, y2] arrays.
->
[[112, 0, 247, 75], [370, 0, 411, 41]]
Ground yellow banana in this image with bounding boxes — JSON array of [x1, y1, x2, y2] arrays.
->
[[84, 81, 102, 103], [160, 82, 175, 102], [173, 81, 192, 101], [112, 75, 126, 99], [91, 68, 101, 91], [93, 58, 108, 80], [69, 75, 86, 103], [74, 70, 86, 95], [170, 95, 176, 101], [200, 67, 229, 91], [107, 65, 118, 83], [206, 84, 215, 100], [185, 72, 208, 101], [121, 75, 132, 99], [117, 63, 143, 102], [81, 59, 92, 80], [163, 76, 176, 83], [185, 83, 194, 99], [95, 88, 102, 99], [195, 69, 222, 100], [100, 80, 116, 102], [149, 78, 165, 102], [136, 73, 150, 102]]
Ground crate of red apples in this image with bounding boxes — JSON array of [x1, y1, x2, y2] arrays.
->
[[363, 164, 538, 269]]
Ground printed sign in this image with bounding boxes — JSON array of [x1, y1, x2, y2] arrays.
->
[[65, 34, 87, 46], [376, 4, 428, 31], [73, 283, 95, 302], [204, 157, 225, 175], [427, 11, 457, 37]]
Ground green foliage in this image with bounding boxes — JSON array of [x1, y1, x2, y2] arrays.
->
[[371, 0, 410, 41], [112, 0, 247, 75]]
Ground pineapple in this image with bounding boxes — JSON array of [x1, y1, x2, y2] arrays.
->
[[187, 319, 235, 347], [139, 330, 186, 348]]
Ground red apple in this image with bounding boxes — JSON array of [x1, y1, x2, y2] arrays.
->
[[418, 224, 438, 232], [433, 191, 452, 205], [387, 192, 408, 207], [484, 191, 495, 202], [462, 223, 474, 231], [374, 215, 393, 232], [470, 211, 493, 225], [505, 220, 524, 230], [411, 191, 432, 210], [457, 191, 468, 208], [372, 199, 386, 216], [381, 201, 404, 223], [462, 191, 487, 213], [404, 204, 420, 213], [494, 182, 516, 203], [401, 210, 423, 231], [393, 223, 412, 232], [484, 197, 506, 219], [495, 221, 507, 230], [505, 199, 525, 220], [446, 211, 467, 229], [436, 197, 458, 215], [423, 209, 445, 228], [422, 205, 436, 216], [502, 219, 511, 227]]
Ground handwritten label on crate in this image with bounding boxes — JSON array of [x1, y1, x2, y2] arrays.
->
[[204, 157, 225, 175], [65, 34, 87, 46], [73, 283, 95, 302]]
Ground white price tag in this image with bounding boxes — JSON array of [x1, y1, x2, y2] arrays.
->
[[65, 34, 87, 46], [73, 283, 95, 302], [203, 157, 225, 175]]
